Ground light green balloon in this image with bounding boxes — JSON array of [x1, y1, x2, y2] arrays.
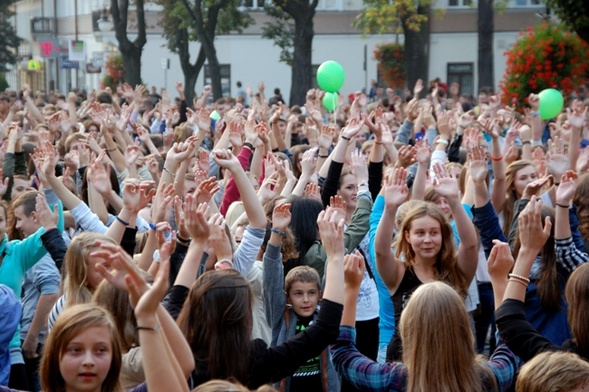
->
[[538, 88, 564, 120], [323, 92, 338, 112], [317, 61, 345, 93]]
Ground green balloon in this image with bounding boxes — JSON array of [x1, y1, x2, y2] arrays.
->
[[317, 61, 345, 93], [323, 92, 338, 112], [538, 88, 564, 120]]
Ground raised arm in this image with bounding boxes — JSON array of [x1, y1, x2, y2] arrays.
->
[[375, 167, 409, 294], [213, 149, 266, 229], [432, 162, 478, 282]]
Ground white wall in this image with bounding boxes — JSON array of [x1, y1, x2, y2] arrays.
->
[[135, 33, 394, 101], [428, 31, 520, 94]]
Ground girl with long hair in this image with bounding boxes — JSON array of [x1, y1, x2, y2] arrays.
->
[[492, 187, 589, 363], [167, 198, 345, 389], [47, 232, 116, 330], [375, 164, 478, 361], [332, 252, 518, 392], [471, 146, 582, 345]]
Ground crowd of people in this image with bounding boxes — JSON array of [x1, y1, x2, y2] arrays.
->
[[0, 77, 588, 392]]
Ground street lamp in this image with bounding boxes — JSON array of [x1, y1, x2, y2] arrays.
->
[[97, 8, 114, 32]]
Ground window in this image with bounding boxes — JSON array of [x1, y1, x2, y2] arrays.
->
[[448, 0, 472, 7], [511, 0, 541, 7], [243, 0, 266, 9], [204, 64, 231, 97], [447, 63, 474, 96]]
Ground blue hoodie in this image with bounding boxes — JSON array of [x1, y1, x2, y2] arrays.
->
[[0, 284, 22, 385]]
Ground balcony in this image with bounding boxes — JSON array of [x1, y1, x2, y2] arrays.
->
[[31, 17, 55, 36]]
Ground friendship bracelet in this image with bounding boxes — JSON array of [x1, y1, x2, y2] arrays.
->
[[521, 140, 531, 145], [243, 142, 254, 151], [436, 139, 449, 146], [341, 135, 351, 141], [137, 325, 161, 333], [115, 215, 130, 226], [271, 228, 286, 236], [107, 147, 118, 152], [556, 203, 570, 209], [318, 154, 329, 158], [508, 273, 530, 284], [508, 277, 529, 288], [374, 141, 384, 145], [491, 156, 503, 162]]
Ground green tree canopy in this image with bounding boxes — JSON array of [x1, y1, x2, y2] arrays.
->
[[546, 0, 589, 43]]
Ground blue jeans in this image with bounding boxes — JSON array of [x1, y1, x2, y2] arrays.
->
[[474, 282, 496, 354]]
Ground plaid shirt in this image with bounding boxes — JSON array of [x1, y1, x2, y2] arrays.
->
[[331, 326, 519, 392]]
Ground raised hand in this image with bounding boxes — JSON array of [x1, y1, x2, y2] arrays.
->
[[432, 162, 460, 201], [396, 145, 416, 168], [522, 176, 552, 200], [212, 148, 240, 171], [272, 202, 292, 231], [194, 176, 220, 205], [468, 145, 489, 184], [183, 196, 210, 240], [350, 150, 368, 184], [151, 181, 175, 224], [300, 147, 318, 178], [555, 170, 578, 206], [518, 196, 551, 253], [344, 251, 366, 291], [34, 194, 58, 231], [122, 179, 156, 213], [317, 206, 346, 258], [414, 138, 431, 165], [329, 195, 347, 225], [87, 154, 112, 197], [487, 240, 514, 282], [567, 99, 588, 130], [384, 167, 409, 208]]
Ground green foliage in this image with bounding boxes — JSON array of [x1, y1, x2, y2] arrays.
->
[[0, 0, 22, 72], [155, 0, 253, 53], [354, 0, 432, 35], [261, 4, 294, 66], [546, 0, 589, 43], [0, 73, 8, 92], [500, 22, 589, 110]]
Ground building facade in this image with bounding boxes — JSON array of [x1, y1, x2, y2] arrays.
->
[[8, 0, 546, 99]]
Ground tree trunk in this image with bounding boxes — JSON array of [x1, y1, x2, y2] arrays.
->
[[402, 5, 429, 95], [478, 0, 494, 91], [110, 0, 146, 87], [290, 15, 314, 106], [178, 28, 207, 105], [120, 45, 143, 87]]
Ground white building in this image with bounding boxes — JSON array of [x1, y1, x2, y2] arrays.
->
[[8, 0, 545, 99]]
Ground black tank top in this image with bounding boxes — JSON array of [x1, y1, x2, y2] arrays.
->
[[386, 268, 423, 361]]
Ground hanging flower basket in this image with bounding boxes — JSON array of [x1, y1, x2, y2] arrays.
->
[[374, 43, 406, 89], [500, 22, 589, 110], [101, 54, 125, 90]]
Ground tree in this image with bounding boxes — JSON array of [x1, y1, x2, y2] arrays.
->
[[0, 0, 22, 72], [174, 0, 252, 101], [110, 0, 147, 87], [263, 0, 318, 106], [355, 0, 431, 94], [546, 0, 589, 43], [478, 0, 494, 91]]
